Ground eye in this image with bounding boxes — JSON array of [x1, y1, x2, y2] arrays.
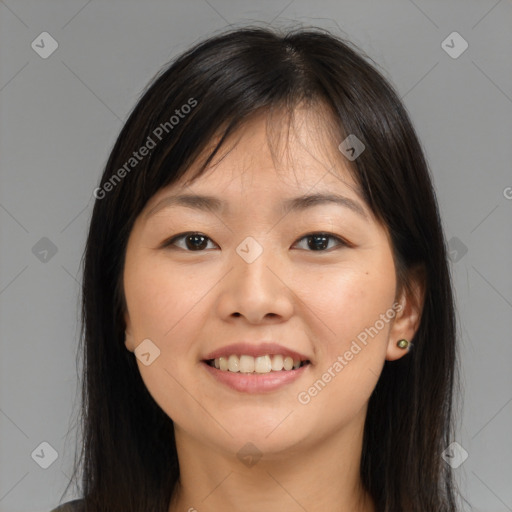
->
[[293, 232, 347, 252], [163, 232, 217, 251], [162, 231, 348, 252]]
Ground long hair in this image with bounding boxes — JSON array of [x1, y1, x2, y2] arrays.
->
[[61, 25, 465, 511]]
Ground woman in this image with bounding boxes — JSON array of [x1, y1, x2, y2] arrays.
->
[[53, 25, 465, 512]]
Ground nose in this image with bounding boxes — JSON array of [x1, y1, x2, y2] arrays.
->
[[215, 243, 294, 324]]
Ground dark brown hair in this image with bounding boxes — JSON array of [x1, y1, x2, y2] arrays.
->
[[61, 25, 466, 511]]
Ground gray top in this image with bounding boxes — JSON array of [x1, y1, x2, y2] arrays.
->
[[50, 499, 84, 512]]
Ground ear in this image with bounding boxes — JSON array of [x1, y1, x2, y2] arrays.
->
[[124, 311, 135, 352], [386, 265, 426, 361]]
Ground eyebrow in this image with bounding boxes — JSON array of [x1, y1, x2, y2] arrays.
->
[[144, 192, 368, 221]]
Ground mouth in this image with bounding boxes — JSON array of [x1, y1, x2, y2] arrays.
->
[[201, 350, 312, 393], [201, 342, 312, 393], [203, 354, 311, 373]]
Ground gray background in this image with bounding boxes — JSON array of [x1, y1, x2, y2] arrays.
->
[[1, 1, 511, 511]]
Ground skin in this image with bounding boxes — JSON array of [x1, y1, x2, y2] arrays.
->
[[123, 106, 424, 512]]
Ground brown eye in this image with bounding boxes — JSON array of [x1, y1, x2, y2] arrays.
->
[[162, 231, 348, 252], [164, 232, 216, 251], [294, 232, 347, 251]]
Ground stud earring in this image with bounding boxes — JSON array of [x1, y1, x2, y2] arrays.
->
[[396, 339, 410, 349]]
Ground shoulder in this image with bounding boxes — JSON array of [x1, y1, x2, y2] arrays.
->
[[50, 498, 85, 512]]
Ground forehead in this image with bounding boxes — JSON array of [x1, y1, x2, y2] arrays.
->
[[149, 105, 363, 207]]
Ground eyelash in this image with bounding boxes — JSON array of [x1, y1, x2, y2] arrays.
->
[[162, 231, 349, 252]]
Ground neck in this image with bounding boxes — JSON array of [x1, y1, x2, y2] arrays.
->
[[168, 409, 375, 512]]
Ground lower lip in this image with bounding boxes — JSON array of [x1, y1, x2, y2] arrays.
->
[[201, 361, 310, 393]]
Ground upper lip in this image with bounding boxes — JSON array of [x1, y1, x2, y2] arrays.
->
[[203, 342, 311, 362]]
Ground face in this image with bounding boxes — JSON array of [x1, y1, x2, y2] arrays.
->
[[123, 107, 420, 458]]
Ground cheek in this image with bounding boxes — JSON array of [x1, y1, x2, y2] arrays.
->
[[124, 257, 208, 345], [306, 257, 397, 352], [123, 258, 211, 425], [298, 250, 397, 410]]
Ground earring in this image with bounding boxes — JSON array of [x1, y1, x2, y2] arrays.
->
[[396, 339, 410, 349]]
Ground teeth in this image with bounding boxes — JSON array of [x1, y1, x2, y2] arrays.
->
[[210, 354, 306, 373], [255, 355, 271, 373], [271, 354, 284, 371], [239, 355, 254, 373], [228, 354, 240, 372]]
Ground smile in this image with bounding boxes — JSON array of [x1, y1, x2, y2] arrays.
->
[[202, 357, 311, 393], [206, 354, 311, 373]]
